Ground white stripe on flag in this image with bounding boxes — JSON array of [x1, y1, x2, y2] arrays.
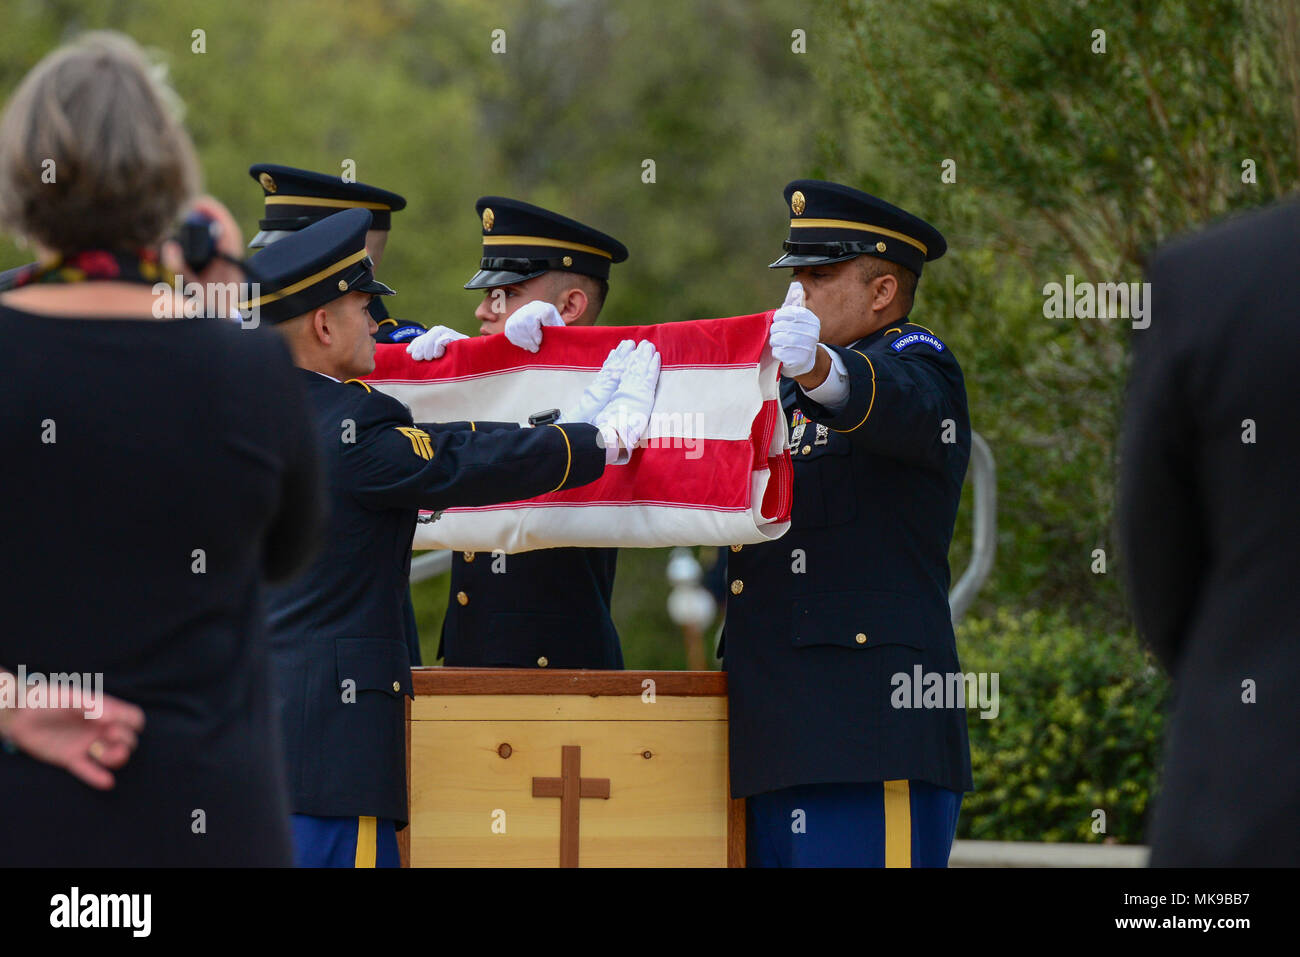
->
[[373, 366, 764, 442]]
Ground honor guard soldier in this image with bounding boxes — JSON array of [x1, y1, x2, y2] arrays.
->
[[723, 180, 972, 867], [407, 198, 630, 670], [247, 163, 427, 344], [248, 163, 429, 665], [254, 208, 658, 866]]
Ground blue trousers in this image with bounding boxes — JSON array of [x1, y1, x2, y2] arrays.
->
[[290, 814, 400, 868], [747, 780, 962, 867]]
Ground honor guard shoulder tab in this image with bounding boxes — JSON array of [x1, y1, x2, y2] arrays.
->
[[889, 323, 946, 354], [373, 318, 427, 344]]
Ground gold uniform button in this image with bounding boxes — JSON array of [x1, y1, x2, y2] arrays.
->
[[730, 544, 743, 553], [855, 633, 867, 644], [730, 579, 744, 595], [801, 445, 811, 455], [537, 656, 549, 668], [392, 681, 401, 692], [456, 591, 469, 606], [463, 551, 476, 562], [562, 255, 573, 267]]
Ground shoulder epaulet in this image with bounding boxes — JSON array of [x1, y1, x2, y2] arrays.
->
[[342, 379, 413, 423]]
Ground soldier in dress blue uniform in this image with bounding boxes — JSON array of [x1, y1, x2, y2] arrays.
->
[[252, 208, 658, 866], [723, 180, 973, 867], [247, 163, 429, 666], [247, 163, 427, 344], [406, 198, 630, 670]]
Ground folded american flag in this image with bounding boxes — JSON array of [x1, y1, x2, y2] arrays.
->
[[365, 313, 792, 553]]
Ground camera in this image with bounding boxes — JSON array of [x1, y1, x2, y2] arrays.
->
[[176, 211, 221, 273]]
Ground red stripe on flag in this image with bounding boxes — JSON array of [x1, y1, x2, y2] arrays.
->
[[438, 438, 757, 512], [368, 313, 775, 382], [763, 453, 793, 523]]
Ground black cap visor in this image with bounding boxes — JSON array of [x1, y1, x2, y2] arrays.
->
[[464, 266, 548, 290], [768, 250, 862, 268], [249, 229, 300, 249], [357, 276, 395, 296], [770, 238, 925, 274], [772, 238, 912, 269]]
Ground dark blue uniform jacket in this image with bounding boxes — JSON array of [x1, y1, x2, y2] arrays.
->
[[723, 320, 974, 798], [439, 541, 621, 669], [264, 370, 605, 825]]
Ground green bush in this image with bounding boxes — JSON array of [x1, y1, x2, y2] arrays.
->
[[956, 608, 1168, 844]]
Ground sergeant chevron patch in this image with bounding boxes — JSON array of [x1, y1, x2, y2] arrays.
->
[[396, 426, 434, 460]]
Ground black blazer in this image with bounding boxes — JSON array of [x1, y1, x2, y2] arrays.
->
[[723, 320, 973, 798], [264, 371, 606, 825], [435, 417, 622, 669], [0, 308, 323, 866], [439, 544, 621, 669], [1120, 200, 1300, 866]]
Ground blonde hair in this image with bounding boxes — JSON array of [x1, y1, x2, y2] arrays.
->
[[0, 31, 199, 253]]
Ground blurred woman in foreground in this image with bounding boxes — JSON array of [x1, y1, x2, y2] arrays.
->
[[0, 31, 323, 866]]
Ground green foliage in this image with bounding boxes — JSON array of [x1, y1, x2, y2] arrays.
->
[[957, 609, 1168, 843], [6, 0, 1282, 844], [820, 0, 1300, 627]]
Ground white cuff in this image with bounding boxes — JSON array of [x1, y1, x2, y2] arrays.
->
[[598, 426, 630, 465], [801, 344, 850, 413]]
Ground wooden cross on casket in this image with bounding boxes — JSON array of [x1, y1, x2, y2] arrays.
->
[[532, 745, 610, 867]]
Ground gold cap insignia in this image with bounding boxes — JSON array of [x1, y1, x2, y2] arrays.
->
[[259, 172, 277, 193], [482, 208, 494, 232], [562, 255, 573, 267], [876, 241, 887, 252], [337, 279, 348, 291], [791, 190, 806, 216]]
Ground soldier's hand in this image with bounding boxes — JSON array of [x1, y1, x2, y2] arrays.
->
[[567, 339, 636, 424], [594, 340, 661, 462], [407, 325, 470, 360], [769, 281, 821, 377], [504, 299, 565, 353]]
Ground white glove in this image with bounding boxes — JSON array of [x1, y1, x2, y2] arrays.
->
[[769, 281, 821, 377], [504, 299, 565, 353], [566, 340, 636, 424], [407, 325, 469, 360], [593, 340, 661, 463]]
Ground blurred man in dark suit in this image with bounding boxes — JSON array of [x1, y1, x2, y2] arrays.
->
[[1119, 198, 1300, 866]]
